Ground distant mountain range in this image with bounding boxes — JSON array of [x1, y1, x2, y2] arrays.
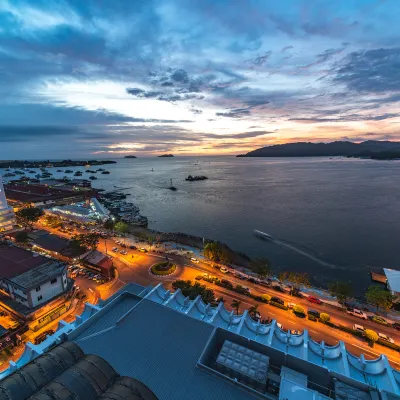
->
[[237, 141, 400, 159]]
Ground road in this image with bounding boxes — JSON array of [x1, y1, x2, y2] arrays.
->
[[37, 223, 400, 367]]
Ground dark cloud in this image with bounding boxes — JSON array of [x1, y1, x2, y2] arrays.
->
[[204, 130, 273, 139], [333, 47, 400, 93], [161, 81, 174, 87], [171, 69, 189, 83], [216, 108, 252, 118], [290, 112, 400, 123], [301, 48, 344, 69], [246, 51, 272, 66], [281, 46, 293, 52]]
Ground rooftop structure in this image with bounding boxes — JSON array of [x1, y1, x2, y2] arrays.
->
[[3, 282, 400, 399], [28, 230, 70, 254], [384, 269, 400, 300], [80, 249, 113, 278], [0, 244, 69, 313], [0, 174, 15, 232]]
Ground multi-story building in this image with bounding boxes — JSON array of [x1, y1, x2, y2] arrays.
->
[[0, 174, 15, 232], [0, 244, 69, 316]]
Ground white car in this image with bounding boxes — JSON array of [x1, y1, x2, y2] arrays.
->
[[378, 333, 395, 344], [120, 250, 127, 255], [353, 324, 365, 333], [346, 308, 367, 320], [287, 302, 296, 309], [220, 267, 229, 274], [112, 247, 119, 252], [190, 257, 199, 263]]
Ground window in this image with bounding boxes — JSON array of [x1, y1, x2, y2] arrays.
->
[[50, 278, 57, 284], [36, 286, 41, 292], [37, 295, 43, 301]]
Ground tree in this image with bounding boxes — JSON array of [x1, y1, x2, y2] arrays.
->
[[172, 280, 216, 305], [103, 218, 115, 231], [114, 221, 129, 233], [279, 271, 310, 294], [231, 299, 241, 315], [364, 329, 378, 346], [248, 304, 259, 317], [293, 305, 305, 316], [365, 286, 395, 310], [319, 313, 330, 323], [15, 206, 44, 230], [328, 281, 353, 304], [42, 214, 61, 228], [70, 233, 100, 251], [261, 293, 271, 303], [250, 258, 271, 279], [15, 231, 28, 243], [203, 242, 231, 264]]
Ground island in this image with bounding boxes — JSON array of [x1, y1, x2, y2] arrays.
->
[[237, 140, 400, 158], [124, 155, 137, 159], [185, 175, 208, 181], [158, 154, 174, 158], [0, 159, 116, 169]]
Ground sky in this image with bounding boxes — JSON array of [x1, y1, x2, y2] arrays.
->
[[1, 0, 400, 158]]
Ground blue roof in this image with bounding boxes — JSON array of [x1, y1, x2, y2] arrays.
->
[[71, 299, 262, 400]]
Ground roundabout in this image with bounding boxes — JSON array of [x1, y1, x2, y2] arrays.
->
[[149, 261, 178, 277]]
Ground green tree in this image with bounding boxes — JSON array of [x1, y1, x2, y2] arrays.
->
[[114, 221, 129, 233], [15, 231, 29, 243], [231, 299, 241, 315], [172, 280, 216, 305], [43, 214, 61, 228], [364, 329, 379, 346], [70, 233, 100, 251], [250, 258, 271, 279], [203, 242, 231, 264], [15, 206, 44, 230], [365, 286, 395, 310], [279, 271, 310, 294], [293, 305, 305, 315], [103, 218, 115, 231], [328, 281, 353, 304], [319, 313, 330, 323]]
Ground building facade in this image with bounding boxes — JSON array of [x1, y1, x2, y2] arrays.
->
[[0, 174, 15, 232]]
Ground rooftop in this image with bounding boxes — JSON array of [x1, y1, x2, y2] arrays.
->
[[384, 268, 400, 293], [29, 231, 70, 253]]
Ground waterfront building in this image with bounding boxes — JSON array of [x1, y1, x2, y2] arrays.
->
[[0, 174, 15, 232], [2, 282, 400, 399], [384, 268, 400, 302], [0, 244, 69, 317]]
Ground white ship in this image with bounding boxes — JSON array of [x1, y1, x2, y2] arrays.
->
[[254, 230, 273, 240]]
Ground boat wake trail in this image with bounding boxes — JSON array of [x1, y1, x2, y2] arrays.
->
[[273, 239, 338, 269]]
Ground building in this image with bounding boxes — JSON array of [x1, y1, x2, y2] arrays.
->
[[0, 174, 15, 232], [0, 243, 69, 317], [80, 249, 113, 278], [3, 282, 400, 399], [384, 268, 400, 302]]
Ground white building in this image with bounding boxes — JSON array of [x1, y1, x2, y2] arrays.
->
[[0, 244, 69, 313], [0, 174, 15, 232]]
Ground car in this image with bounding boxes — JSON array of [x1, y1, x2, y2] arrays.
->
[[195, 275, 203, 280], [271, 296, 284, 305], [346, 308, 367, 320], [353, 324, 365, 333], [111, 247, 118, 252], [220, 279, 234, 289], [129, 245, 137, 250], [287, 302, 296, 309], [372, 316, 388, 325], [139, 248, 147, 253], [190, 257, 199, 263], [115, 240, 121, 245], [307, 296, 322, 305], [247, 277, 261, 284], [272, 285, 285, 293], [307, 309, 320, 318], [220, 267, 229, 274], [291, 289, 304, 298], [34, 330, 54, 345], [378, 333, 395, 344], [120, 250, 128, 255], [393, 323, 400, 331], [120, 243, 127, 248]]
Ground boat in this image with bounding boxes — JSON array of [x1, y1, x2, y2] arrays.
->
[[253, 230, 273, 240], [101, 171, 110, 174], [89, 176, 97, 180]]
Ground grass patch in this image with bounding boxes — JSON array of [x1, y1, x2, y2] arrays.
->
[[151, 261, 177, 276]]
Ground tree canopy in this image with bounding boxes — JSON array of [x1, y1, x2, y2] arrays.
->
[[70, 233, 100, 252], [15, 231, 29, 243], [114, 221, 129, 233], [279, 271, 310, 290], [172, 280, 216, 304], [15, 206, 44, 230], [250, 258, 271, 279], [365, 286, 395, 310], [203, 242, 231, 263], [103, 218, 115, 231], [42, 214, 62, 228], [328, 281, 353, 304]]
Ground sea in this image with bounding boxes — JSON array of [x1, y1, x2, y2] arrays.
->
[[3, 156, 400, 295]]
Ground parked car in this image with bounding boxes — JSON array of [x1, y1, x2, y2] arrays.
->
[[220, 267, 229, 274], [271, 296, 284, 305], [247, 277, 260, 284], [378, 333, 395, 344], [287, 302, 296, 309], [392, 323, 400, 331], [195, 275, 203, 280], [220, 279, 234, 289], [139, 248, 147, 253], [291, 289, 304, 298], [371, 316, 388, 325], [307, 296, 322, 305], [120, 250, 128, 255], [34, 330, 54, 345], [346, 308, 368, 320], [272, 285, 285, 293], [307, 309, 320, 318], [353, 324, 365, 333], [129, 245, 137, 250], [190, 257, 199, 263], [111, 247, 118, 252]]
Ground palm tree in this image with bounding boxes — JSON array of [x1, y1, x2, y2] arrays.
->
[[248, 304, 259, 317], [231, 299, 241, 315]]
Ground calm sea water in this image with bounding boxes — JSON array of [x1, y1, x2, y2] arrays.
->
[[4, 156, 400, 293]]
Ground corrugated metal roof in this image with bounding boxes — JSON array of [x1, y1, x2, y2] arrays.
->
[[384, 268, 400, 293]]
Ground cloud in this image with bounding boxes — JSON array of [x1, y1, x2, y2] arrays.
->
[[216, 108, 252, 118], [290, 113, 400, 123]]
